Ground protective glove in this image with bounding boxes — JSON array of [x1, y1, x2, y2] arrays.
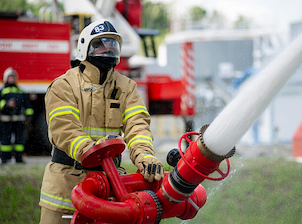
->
[[135, 153, 164, 183]]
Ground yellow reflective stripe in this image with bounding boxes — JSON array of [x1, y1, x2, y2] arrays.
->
[[25, 108, 34, 115], [96, 138, 103, 144], [1, 87, 23, 96], [127, 135, 153, 150], [0, 99, 6, 110], [70, 136, 91, 160], [141, 153, 156, 159], [14, 144, 24, 152], [12, 86, 23, 93], [1, 145, 13, 152], [11, 86, 18, 93], [49, 106, 80, 123], [122, 105, 149, 123], [1, 87, 10, 96], [40, 191, 76, 211]]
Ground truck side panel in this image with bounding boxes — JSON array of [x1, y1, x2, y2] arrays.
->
[[0, 19, 71, 87]]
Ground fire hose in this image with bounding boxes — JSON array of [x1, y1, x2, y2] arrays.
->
[[70, 126, 234, 224]]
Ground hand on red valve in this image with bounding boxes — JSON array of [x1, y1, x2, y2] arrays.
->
[[135, 153, 164, 183]]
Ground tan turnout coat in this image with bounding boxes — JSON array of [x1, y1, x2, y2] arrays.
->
[[39, 61, 154, 213]]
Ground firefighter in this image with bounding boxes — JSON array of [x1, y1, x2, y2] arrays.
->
[[0, 67, 34, 164], [39, 20, 164, 224]]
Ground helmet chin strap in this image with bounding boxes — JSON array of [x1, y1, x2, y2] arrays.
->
[[87, 56, 117, 84]]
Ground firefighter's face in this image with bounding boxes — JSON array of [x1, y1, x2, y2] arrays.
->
[[88, 38, 120, 59], [93, 45, 110, 55], [7, 75, 16, 84]]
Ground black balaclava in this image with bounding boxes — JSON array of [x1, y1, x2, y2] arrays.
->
[[87, 56, 117, 84]]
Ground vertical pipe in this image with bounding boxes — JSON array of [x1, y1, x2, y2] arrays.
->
[[203, 33, 302, 156], [101, 156, 128, 201]]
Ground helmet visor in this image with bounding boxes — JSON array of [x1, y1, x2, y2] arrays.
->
[[88, 38, 120, 58]]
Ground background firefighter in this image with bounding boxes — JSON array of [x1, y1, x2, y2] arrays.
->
[[39, 20, 164, 224], [0, 67, 34, 164]]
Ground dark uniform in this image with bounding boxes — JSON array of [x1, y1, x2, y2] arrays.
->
[[0, 67, 34, 163]]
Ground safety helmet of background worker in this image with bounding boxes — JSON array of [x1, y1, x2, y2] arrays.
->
[[3, 67, 18, 84], [75, 20, 122, 72]]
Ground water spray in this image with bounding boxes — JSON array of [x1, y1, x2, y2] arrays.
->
[[204, 33, 302, 155], [70, 33, 302, 223]]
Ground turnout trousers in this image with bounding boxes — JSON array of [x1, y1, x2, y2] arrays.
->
[[0, 121, 25, 162]]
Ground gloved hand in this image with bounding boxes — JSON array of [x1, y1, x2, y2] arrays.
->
[[135, 153, 164, 183]]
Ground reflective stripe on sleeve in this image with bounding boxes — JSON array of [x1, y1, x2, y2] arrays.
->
[[70, 136, 91, 160], [141, 153, 156, 159], [1, 87, 10, 96], [40, 191, 76, 211], [0, 99, 6, 110], [122, 105, 149, 123], [49, 106, 80, 123], [127, 135, 153, 150]]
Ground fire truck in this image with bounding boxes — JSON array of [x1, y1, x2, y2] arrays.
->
[[0, 0, 195, 155]]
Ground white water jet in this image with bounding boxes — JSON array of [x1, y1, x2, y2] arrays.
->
[[203, 33, 302, 156]]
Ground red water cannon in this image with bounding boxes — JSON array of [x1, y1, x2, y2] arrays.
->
[[70, 125, 235, 223]]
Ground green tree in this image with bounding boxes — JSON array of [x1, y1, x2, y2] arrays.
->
[[0, 0, 63, 17], [1, 0, 31, 12], [189, 6, 206, 22], [142, 0, 169, 32]]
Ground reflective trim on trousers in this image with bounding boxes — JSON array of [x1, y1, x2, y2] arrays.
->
[[0, 145, 13, 152], [40, 191, 76, 211], [14, 144, 24, 152]]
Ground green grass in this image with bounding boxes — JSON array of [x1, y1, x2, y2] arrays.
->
[[1, 157, 302, 223], [0, 165, 45, 224]]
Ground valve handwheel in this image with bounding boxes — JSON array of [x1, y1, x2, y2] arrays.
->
[[81, 138, 126, 168], [178, 132, 230, 181]]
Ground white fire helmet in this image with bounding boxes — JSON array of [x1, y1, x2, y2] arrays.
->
[[3, 67, 18, 83], [76, 20, 123, 65]]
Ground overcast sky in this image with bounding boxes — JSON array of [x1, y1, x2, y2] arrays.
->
[[151, 0, 302, 30]]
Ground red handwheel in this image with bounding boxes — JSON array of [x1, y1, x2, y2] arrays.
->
[[178, 132, 231, 181]]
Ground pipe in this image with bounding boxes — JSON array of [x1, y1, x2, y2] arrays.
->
[[71, 170, 207, 223], [72, 182, 146, 224], [203, 32, 302, 155], [156, 184, 207, 220], [71, 139, 209, 223], [101, 156, 128, 201], [119, 171, 163, 194]]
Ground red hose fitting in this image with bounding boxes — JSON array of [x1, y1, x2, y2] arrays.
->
[[71, 139, 162, 223], [156, 131, 230, 207], [71, 134, 232, 223], [156, 183, 207, 219], [72, 182, 160, 224]]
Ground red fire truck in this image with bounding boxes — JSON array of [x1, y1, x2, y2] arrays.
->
[[0, 17, 71, 154], [0, 0, 195, 155]]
